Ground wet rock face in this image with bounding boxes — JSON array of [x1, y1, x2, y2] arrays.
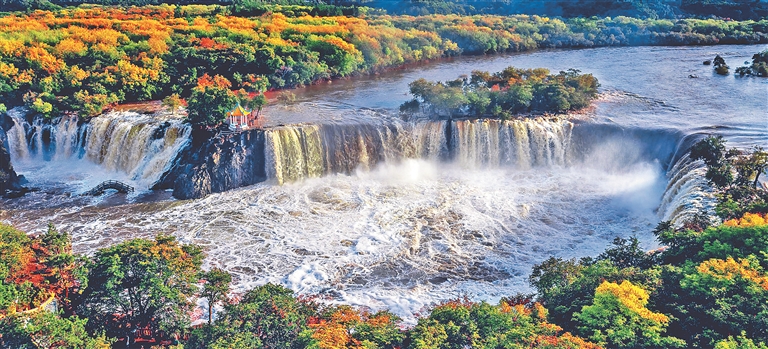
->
[[157, 129, 267, 200], [0, 115, 23, 195]]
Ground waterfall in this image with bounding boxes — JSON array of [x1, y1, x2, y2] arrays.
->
[[265, 125, 325, 184], [264, 118, 574, 184], [411, 120, 449, 161], [265, 123, 419, 184], [450, 118, 573, 169], [657, 154, 718, 226], [6, 110, 191, 189], [6, 110, 30, 160]]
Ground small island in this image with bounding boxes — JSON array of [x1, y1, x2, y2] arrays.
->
[[400, 66, 599, 119], [736, 50, 768, 77]]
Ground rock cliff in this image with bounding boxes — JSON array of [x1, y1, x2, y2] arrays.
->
[[156, 129, 267, 199]]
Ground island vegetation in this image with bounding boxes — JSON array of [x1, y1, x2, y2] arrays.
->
[[1, 136, 767, 348], [401, 66, 599, 118], [0, 3, 767, 127]]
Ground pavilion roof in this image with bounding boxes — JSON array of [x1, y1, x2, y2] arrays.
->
[[227, 104, 251, 118]]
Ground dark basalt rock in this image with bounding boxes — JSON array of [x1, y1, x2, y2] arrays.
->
[[155, 129, 267, 199]]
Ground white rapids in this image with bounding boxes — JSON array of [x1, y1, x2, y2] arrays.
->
[[42, 156, 665, 321]]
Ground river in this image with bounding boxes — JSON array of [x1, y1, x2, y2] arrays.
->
[[1, 44, 766, 320]]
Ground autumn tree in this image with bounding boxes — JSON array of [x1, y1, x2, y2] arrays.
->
[[186, 74, 238, 127], [574, 280, 685, 349], [302, 306, 404, 349], [78, 235, 204, 343], [0, 223, 38, 314]]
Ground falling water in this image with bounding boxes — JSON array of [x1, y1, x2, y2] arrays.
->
[[264, 118, 575, 184], [6, 110, 191, 189], [451, 118, 572, 169], [6, 109, 30, 160], [657, 154, 718, 226], [265, 122, 424, 184]]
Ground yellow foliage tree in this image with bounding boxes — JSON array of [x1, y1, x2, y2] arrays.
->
[[574, 280, 685, 349]]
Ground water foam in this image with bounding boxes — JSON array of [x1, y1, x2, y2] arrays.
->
[[3, 156, 664, 322]]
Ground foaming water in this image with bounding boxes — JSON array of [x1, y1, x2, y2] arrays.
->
[[2, 156, 667, 321], [2, 112, 706, 320], [3, 44, 761, 322]]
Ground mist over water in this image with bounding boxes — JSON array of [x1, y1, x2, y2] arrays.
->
[[2, 44, 763, 319]]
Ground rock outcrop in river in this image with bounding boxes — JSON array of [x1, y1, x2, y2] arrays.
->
[[155, 129, 266, 199]]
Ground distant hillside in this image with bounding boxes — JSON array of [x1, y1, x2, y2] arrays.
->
[[2, 0, 767, 20], [359, 0, 768, 20]]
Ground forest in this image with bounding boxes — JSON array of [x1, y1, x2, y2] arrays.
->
[[4, 0, 768, 20], [1, 137, 766, 348], [0, 4, 767, 124]]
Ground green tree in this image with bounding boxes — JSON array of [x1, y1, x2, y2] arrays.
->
[[690, 137, 768, 218], [188, 283, 315, 349], [715, 333, 768, 349], [162, 93, 184, 117], [0, 311, 113, 349], [245, 94, 268, 118], [78, 235, 204, 343], [71, 91, 119, 118], [407, 298, 599, 349], [529, 257, 660, 333], [199, 268, 232, 325], [690, 136, 736, 187]]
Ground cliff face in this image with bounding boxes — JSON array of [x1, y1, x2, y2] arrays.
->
[[156, 129, 267, 199], [0, 113, 23, 195]]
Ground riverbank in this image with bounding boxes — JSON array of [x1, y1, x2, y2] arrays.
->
[[1, 5, 767, 119]]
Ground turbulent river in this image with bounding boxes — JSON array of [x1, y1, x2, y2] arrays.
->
[[1, 44, 767, 319]]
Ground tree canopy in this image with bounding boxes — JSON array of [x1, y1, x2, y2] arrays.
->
[[403, 67, 599, 118], [78, 235, 204, 342]]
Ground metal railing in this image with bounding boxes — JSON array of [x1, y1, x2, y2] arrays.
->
[[82, 180, 135, 196]]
